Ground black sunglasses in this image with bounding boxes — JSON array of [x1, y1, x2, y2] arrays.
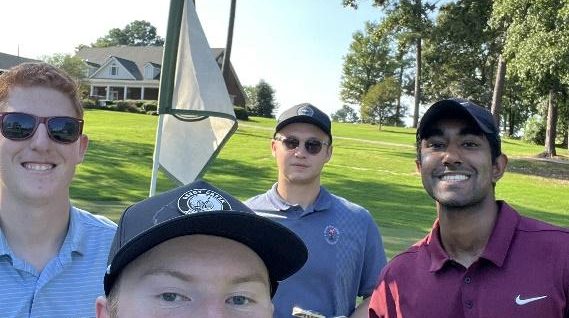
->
[[0, 112, 84, 144], [275, 135, 330, 155]]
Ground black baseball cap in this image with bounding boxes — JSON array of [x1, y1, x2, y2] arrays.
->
[[416, 98, 501, 159], [104, 180, 308, 297], [275, 103, 332, 142]]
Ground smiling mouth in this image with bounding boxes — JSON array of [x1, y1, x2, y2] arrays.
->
[[22, 163, 56, 171], [440, 174, 469, 182]]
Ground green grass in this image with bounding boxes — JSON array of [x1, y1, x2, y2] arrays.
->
[[72, 110, 569, 258]]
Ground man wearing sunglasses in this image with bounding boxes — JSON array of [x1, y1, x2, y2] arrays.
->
[[246, 103, 387, 318], [0, 63, 117, 317]]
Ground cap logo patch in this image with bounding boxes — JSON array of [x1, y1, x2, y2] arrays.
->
[[297, 105, 314, 117], [324, 225, 340, 245], [177, 189, 232, 214]]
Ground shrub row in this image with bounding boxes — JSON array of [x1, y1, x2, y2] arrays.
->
[[82, 99, 249, 120]]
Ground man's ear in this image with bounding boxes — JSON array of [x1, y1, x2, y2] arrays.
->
[[271, 139, 278, 158], [95, 296, 110, 318], [492, 154, 508, 183], [324, 144, 333, 163], [415, 159, 422, 174], [76, 134, 89, 163]]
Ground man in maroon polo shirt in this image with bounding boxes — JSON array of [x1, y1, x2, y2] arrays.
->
[[369, 98, 569, 318]]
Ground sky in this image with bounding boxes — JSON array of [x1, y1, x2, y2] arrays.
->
[[0, 0, 385, 118]]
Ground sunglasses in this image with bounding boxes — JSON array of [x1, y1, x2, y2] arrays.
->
[[0, 112, 84, 144], [275, 135, 330, 155]]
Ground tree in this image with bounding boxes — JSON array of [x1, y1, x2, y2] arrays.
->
[[250, 80, 277, 118], [331, 105, 360, 123], [422, 0, 499, 105], [243, 85, 257, 112], [360, 77, 400, 129], [344, 0, 436, 128], [340, 22, 396, 106], [42, 53, 87, 80], [491, 0, 569, 157], [92, 20, 165, 47], [42, 53, 89, 97]]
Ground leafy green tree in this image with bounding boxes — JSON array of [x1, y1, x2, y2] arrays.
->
[[331, 105, 360, 123], [422, 0, 498, 105], [360, 77, 400, 129], [344, 0, 435, 128], [491, 0, 569, 157], [42, 53, 88, 80], [340, 22, 396, 106], [250, 80, 277, 118], [92, 20, 164, 47], [243, 85, 257, 112], [42, 53, 89, 98]]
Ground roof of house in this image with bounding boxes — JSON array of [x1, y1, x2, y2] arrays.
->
[[76, 46, 227, 79], [0, 52, 41, 71]]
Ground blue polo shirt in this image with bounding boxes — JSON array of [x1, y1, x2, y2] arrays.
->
[[370, 201, 569, 318], [246, 183, 387, 318], [0, 206, 117, 318]]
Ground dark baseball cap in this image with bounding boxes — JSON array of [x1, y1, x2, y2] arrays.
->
[[416, 98, 501, 158], [104, 180, 308, 297], [275, 103, 332, 141]]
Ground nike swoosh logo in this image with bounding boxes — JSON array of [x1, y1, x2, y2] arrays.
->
[[515, 295, 548, 305]]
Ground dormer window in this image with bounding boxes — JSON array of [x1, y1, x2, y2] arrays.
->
[[110, 63, 118, 76]]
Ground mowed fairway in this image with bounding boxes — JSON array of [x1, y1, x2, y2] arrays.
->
[[72, 109, 569, 258]]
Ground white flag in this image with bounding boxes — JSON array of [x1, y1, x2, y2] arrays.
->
[[151, 0, 237, 191]]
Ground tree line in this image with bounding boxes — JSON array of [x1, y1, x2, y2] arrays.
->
[[338, 0, 568, 157]]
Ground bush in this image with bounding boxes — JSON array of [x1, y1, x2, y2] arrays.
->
[[142, 101, 158, 112], [522, 115, 546, 145], [82, 99, 97, 109], [116, 101, 144, 113], [234, 106, 249, 120]]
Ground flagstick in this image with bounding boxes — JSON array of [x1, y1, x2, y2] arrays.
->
[[149, 0, 184, 197], [149, 114, 165, 197]]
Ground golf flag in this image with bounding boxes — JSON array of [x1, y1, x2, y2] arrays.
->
[[150, 0, 237, 194]]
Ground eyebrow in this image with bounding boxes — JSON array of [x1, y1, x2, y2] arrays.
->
[[140, 268, 269, 287], [141, 268, 194, 282]]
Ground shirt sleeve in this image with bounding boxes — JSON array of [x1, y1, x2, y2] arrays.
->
[[369, 266, 397, 318], [358, 212, 388, 298]]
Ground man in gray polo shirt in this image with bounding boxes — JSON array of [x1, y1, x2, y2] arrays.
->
[[246, 103, 387, 318], [369, 98, 569, 317]]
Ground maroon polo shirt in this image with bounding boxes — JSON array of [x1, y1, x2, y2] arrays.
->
[[369, 201, 569, 318]]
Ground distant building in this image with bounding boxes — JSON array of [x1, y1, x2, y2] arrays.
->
[[74, 46, 245, 107], [0, 52, 40, 74]]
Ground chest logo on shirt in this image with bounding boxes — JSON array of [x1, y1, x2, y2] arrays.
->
[[323, 225, 340, 245], [177, 189, 232, 214]]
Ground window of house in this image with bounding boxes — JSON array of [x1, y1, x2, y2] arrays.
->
[[110, 64, 118, 76]]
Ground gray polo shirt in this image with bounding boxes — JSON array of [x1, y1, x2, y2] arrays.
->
[[246, 183, 387, 318]]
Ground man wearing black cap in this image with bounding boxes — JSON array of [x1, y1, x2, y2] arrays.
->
[[95, 180, 307, 318], [246, 103, 387, 318], [369, 98, 569, 318]]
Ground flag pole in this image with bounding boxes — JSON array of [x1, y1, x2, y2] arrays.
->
[[221, 0, 236, 83], [150, 0, 185, 197]]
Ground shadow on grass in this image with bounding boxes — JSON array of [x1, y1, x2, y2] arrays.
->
[[380, 127, 416, 135], [71, 139, 176, 211], [204, 157, 277, 200], [508, 158, 569, 181]]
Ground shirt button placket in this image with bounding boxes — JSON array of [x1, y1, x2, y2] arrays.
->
[[462, 274, 476, 317]]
